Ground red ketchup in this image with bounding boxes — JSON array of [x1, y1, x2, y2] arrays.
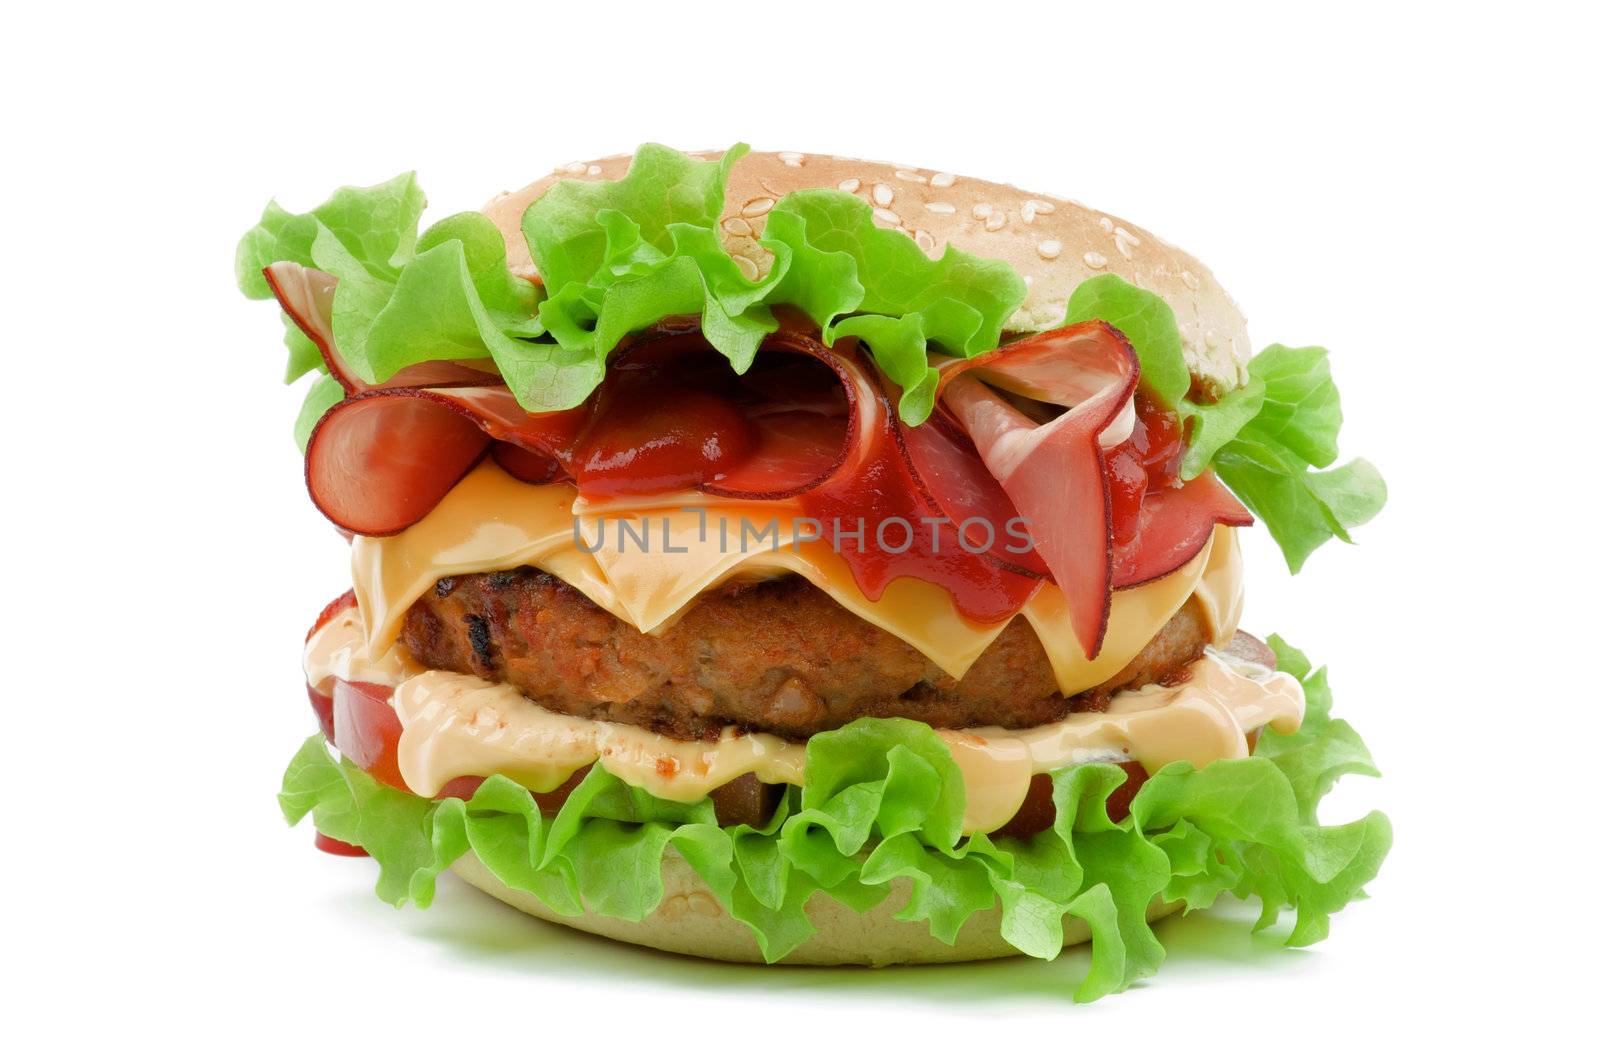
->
[[575, 384, 756, 499], [1104, 394, 1184, 547]]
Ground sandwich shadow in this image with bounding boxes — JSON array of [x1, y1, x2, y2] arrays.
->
[[352, 872, 1314, 1007]]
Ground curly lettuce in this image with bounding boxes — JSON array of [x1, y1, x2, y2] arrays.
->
[[280, 636, 1388, 1002], [1073, 276, 1386, 571], [1187, 345, 1387, 572], [237, 144, 1024, 426]]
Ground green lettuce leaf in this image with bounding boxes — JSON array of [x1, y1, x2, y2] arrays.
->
[[282, 314, 324, 384], [240, 145, 1028, 426], [762, 190, 1027, 424], [1257, 633, 1381, 822], [1181, 343, 1386, 572], [280, 640, 1387, 1002], [1064, 273, 1191, 407], [518, 143, 786, 398], [236, 175, 547, 401], [292, 374, 344, 453], [236, 173, 429, 383], [1214, 435, 1386, 574], [1180, 374, 1265, 477]]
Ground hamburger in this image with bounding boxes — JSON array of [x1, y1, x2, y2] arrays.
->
[[240, 145, 1390, 1000]]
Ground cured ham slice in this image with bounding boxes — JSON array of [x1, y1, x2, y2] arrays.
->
[[303, 391, 494, 536], [938, 323, 1140, 657]]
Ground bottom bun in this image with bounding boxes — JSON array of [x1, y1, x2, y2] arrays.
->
[[452, 851, 1183, 966]]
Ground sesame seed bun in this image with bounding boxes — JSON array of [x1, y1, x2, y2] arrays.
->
[[483, 149, 1251, 396], [452, 850, 1182, 965]]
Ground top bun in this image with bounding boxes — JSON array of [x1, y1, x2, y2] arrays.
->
[[483, 149, 1250, 396]]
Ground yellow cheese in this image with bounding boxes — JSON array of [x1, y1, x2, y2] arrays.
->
[[350, 465, 625, 650], [350, 461, 1242, 695]]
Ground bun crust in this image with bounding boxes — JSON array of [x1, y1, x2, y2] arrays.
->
[[483, 149, 1250, 396], [453, 851, 1182, 966]]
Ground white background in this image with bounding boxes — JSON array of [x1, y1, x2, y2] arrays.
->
[[6, 1, 1595, 1053]]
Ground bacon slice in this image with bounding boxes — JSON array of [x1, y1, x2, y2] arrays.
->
[[937, 323, 1141, 658]]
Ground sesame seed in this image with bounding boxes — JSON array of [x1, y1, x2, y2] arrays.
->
[[972, 203, 994, 219], [722, 217, 754, 237], [1180, 269, 1200, 290], [1098, 216, 1114, 232], [1113, 226, 1141, 259], [984, 211, 1007, 231], [562, 161, 587, 175], [925, 201, 956, 214], [872, 183, 894, 206], [1036, 239, 1062, 260], [913, 229, 936, 253], [741, 197, 775, 217], [837, 177, 861, 193], [1021, 202, 1037, 223], [586, 164, 602, 177], [1083, 250, 1109, 269], [1030, 199, 1056, 215], [930, 172, 956, 188], [777, 151, 805, 167], [872, 206, 902, 227], [894, 169, 929, 183], [730, 254, 760, 281]]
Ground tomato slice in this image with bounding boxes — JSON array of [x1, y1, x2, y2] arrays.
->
[[306, 683, 336, 742], [314, 832, 369, 857], [438, 776, 485, 800], [332, 680, 408, 790]]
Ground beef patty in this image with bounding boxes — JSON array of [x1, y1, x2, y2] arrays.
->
[[400, 569, 1212, 741]]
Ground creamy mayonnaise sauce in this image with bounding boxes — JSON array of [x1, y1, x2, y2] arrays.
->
[[380, 648, 1300, 834], [302, 605, 421, 694], [305, 611, 1301, 835]]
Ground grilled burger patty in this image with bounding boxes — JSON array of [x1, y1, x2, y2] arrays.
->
[[400, 568, 1212, 741]]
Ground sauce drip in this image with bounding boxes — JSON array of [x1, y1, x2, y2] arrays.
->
[[1106, 394, 1184, 547], [800, 386, 1042, 624]]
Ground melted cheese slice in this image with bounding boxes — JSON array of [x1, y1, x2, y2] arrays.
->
[[385, 649, 1302, 834], [351, 461, 1243, 695]]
